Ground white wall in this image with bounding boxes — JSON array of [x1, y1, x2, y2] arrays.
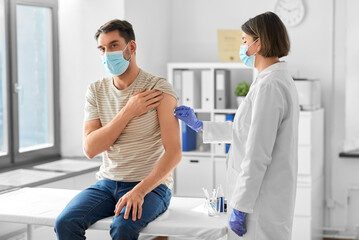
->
[[170, 0, 271, 62], [59, 0, 125, 156], [124, 0, 172, 78], [345, 0, 359, 151], [329, 0, 359, 231]]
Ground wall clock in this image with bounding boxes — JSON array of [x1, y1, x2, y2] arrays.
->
[[274, 0, 305, 27]]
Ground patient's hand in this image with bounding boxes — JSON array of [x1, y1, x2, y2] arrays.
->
[[114, 186, 146, 221], [124, 89, 163, 118]]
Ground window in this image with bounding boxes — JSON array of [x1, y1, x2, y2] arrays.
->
[[0, 0, 60, 167], [16, 5, 54, 151], [0, 0, 9, 165]]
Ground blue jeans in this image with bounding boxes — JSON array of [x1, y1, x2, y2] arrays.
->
[[54, 179, 171, 240]]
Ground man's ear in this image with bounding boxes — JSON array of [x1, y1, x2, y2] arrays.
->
[[129, 40, 137, 54]]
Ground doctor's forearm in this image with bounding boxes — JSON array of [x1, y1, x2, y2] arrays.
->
[[134, 150, 181, 195], [83, 108, 133, 158]]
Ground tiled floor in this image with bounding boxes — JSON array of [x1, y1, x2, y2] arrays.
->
[[5, 232, 26, 240]]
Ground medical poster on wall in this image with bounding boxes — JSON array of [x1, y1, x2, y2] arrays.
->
[[217, 29, 243, 62]]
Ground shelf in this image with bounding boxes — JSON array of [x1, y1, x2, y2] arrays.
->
[[339, 149, 359, 158], [168, 62, 251, 70], [213, 109, 237, 114], [213, 154, 228, 158], [193, 109, 211, 113], [192, 109, 237, 114], [182, 151, 211, 157]]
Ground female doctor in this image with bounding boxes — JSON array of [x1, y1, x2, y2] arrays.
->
[[174, 12, 299, 240]]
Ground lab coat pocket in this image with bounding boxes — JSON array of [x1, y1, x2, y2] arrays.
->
[[234, 99, 251, 132], [226, 165, 240, 202]]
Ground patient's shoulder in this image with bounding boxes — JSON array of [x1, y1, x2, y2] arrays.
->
[[140, 70, 178, 102]]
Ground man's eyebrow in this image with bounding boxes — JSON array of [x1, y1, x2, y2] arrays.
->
[[97, 40, 120, 49]]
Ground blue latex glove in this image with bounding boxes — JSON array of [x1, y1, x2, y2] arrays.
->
[[174, 105, 203, 132], [229, 209, 247, 237]]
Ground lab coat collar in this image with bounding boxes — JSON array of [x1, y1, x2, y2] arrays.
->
[[251, 61, 287, 87], [257, 61, 287, 79]]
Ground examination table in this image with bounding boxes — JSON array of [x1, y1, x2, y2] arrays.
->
[[0, 187, 227, 239]]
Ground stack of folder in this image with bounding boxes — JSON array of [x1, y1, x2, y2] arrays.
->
[[172, 69, 231, 110]]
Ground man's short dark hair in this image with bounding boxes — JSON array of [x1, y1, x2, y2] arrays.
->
[[95, 19, 135, 43]]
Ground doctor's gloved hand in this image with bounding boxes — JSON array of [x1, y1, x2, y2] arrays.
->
[[174, 105, 203, 132], [229, 209, 247, 237]]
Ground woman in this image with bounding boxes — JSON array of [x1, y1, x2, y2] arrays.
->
[[174, 11, 299, 240]]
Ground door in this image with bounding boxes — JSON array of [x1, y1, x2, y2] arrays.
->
[[0, 0, 60, 167]]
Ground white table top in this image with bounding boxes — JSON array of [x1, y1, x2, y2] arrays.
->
[[0, 187, 227, 239]]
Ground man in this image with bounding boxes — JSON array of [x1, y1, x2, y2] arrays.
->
[[55, 19, 181, 240]]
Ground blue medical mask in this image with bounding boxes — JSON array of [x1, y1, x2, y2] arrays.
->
[[102, 43, 132, 76], [239, 39, 258, 68]]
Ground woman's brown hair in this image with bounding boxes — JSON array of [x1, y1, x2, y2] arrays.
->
[[241, 11, 290, 58]]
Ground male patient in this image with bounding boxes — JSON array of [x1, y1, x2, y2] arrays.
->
[[54, 19, 181, 240]]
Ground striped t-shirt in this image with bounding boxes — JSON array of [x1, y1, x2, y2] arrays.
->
[[84, 69, 177, 189]]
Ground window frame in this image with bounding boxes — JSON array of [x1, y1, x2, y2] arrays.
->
[[0, 0, 11, 167], [0, 0, 60, 168]]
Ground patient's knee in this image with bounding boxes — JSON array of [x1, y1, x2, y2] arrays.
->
[[110, 218, 143, 240], [54, 214, 85, 238]]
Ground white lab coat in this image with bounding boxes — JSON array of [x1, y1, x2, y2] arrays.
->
[[203, 62, 299, 240]]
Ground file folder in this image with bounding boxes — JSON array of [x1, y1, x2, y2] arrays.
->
[[215, 70, 230, 109], [201, 70, 214, 110], [182, 70, 201, 108], [182, 121, 197, 152], [173, 70, 182, 105], [214, 114, 226, 155], [225, 114, 235, 153]]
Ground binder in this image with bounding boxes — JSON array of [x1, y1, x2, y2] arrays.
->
[[225, 114, 235, 121], [215, 70, 230, 109], [182, 70, 201, 108], [214, 114, 226, 155], [173, 70, 182, 105], [225, 114, 235, 153], [201, 70, 214, 110], [182, 121, 197, 152]]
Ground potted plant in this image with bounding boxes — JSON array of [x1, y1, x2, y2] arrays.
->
[[234, 81, 251, 106]]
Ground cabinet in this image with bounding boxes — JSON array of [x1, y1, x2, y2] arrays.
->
[[168, 62, 256, 197], [292, 109, 324, 240]]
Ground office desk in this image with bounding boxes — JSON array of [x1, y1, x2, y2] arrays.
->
[[0, 187, 227, 239]]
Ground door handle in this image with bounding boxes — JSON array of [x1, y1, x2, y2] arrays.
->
[[14, 83, 22, 93]]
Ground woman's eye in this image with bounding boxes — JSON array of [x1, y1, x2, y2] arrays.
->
[[111, 44, 117, 48]]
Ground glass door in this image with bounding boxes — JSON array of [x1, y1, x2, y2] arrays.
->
[[10, 0, 60, 164], [16, 5, 54, 152], [0, 0, 11, 167], [0, 0, 59, 168]]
